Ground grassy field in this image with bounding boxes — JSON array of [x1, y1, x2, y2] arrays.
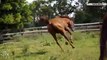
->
[[0, 32, 100, 60]]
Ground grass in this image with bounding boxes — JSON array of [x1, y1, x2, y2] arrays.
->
[[0, 32, 100, 60]]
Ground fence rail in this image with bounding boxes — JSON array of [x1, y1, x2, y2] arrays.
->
[[1, 22, 102, 40]]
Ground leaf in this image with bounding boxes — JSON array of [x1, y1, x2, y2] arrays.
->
[[3, 14, 14, 24], [2, 3, 12, 10], [14, 13, 22, 23]]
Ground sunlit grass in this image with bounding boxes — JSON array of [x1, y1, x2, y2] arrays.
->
[[0, 32, 100, 60]]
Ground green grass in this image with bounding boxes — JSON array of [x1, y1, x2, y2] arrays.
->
[[0, 32, 100, 60]]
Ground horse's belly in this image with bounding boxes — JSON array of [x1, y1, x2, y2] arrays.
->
[[48, 24, 63, 33]]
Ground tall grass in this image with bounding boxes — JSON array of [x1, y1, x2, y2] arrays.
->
[[0, 32, 100, 60]]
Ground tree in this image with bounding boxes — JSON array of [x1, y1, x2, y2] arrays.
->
[[29, 0, 53, 26], [0, 0, 33, 30], [30, 0, 76, 26], [52, 0, 74, 15], [74, 0, 107, 23], [85, 0, 107, 22]]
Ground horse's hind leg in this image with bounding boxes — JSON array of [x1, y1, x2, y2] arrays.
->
[[50, 33, 64, 52], [65, 27, 72, 35], [61, 30, 75, 48], [68, 22, 74, 32], [65, 27, 73, 43]]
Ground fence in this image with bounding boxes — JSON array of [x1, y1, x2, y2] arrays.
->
[[74, 22, 102, 32], [24, 22, 102, 32], [1, 22, 102, 40]]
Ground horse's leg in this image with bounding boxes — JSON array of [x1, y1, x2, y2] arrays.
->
[[61, 30, 75, 48], [70, 27, 74, 32], [68, 22, 74, 32], [50, 33, 64, 52], [65, 27, 72, 35], [65, 27, 73, 43]]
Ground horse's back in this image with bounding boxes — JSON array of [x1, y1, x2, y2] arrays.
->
[[49, 17, 65, 25], [49, 16, 73, 28], [48, 15, 74, 33], [48, 18, 67, 32]]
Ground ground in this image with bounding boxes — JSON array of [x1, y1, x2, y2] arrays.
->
[[0, 32, 100, 60]]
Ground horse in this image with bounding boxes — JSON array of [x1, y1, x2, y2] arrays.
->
[[40, 15, 74, 51], [55, 16, 74, 32], [99, 13, 107, 60]]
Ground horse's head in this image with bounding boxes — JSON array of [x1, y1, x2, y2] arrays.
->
[[39, 16, 49, 24]]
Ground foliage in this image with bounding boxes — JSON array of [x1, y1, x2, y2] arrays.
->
[[74, 0, 107, 23], [30, 0, 74, 17], [75, 10, 100, 23], [0, 0, 33, 29], [30, 0, 107, 25], [29, 0, 77, 26]]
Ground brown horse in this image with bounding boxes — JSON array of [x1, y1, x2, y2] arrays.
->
[[55, 16, 74, 32], [40, 15, 74, 51]]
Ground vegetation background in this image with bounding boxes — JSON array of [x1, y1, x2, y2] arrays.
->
[[0, 0, 107, 60], [0, 0, 107, 30]]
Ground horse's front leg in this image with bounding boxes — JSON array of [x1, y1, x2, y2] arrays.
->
[[61, 30, 75, 48], [65, 27, 73, 44], [50, 33, 64, 52], [65, 27, 72, 35]]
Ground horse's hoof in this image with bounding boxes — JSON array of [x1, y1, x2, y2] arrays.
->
[[72, 47, 75, 49], [65, 42, 68, 45]]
